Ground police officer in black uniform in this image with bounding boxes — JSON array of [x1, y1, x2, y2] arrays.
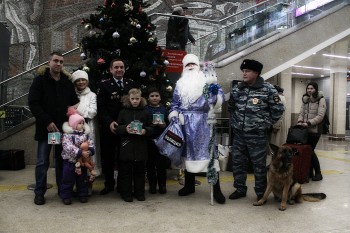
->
[[97, 59, 137, 195]]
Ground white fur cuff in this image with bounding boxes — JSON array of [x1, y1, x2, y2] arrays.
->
[[168, 111, 179, 121]]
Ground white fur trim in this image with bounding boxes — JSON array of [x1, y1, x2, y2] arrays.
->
[[214, 94, 223, 110], [182, 54, 199, 67], [62, 121, 91, 134], [168, 111, 179, 121], [185, 160, 220, 173], [179, 113, 185, 125]]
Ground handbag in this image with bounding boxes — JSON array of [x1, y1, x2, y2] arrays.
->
[[286, 125, 308, 144], [153, 117, 184, 166]]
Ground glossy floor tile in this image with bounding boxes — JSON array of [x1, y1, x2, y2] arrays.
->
[[0, 135, 349, 233]]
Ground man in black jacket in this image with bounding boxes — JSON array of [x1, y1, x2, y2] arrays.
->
[[28, 51, 79, 205], [97, 59, 137, 195]]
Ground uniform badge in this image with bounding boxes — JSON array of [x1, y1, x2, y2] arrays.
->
[[273, 94, 281, 103], [111, 92, 117, 100], [252, 98, 259, 105]]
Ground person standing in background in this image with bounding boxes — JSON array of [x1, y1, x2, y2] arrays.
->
[[166, 6, 195, 51], [28, 51, 79, 205], [269, 85, 287, 147], [297, 82, 326, 181]]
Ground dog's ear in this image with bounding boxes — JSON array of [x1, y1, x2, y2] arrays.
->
[[269, 144, 279, 156]]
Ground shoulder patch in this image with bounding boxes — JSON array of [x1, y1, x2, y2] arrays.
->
[[273, 94, 281, 103]]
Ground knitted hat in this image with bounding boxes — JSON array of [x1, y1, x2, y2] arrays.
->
[[240, 59, 263, 75], [67, 107, 85, 130], [71, 70, 89, 83], [173, 6, 183, 14], [182, 54, 199, 67]]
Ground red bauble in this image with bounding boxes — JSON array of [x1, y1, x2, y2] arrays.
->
[[111, 2, 116, 8], [97, 58, 106, 64]]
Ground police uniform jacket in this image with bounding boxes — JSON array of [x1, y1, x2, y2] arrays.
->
[[228, 76, 284, 133], [28, 66, 79, 140], [97, 77, 136, 128]]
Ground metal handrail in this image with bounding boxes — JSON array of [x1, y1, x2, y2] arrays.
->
[[0, 47, 80, 86]]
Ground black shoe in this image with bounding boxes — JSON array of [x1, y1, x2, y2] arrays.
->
[[62, 199, 72, 205], [149, 185, 157, 194], [158, 185, 167, 194], [229, 191, 246, 200], [99, 187, 114, 195], [79, 197, 88, 203], [34, 195, 45, 205], [312, 173, 323, 181], [136, 195, 146, 201], [178, 186, 195, 196]]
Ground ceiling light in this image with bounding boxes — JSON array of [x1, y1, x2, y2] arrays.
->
[[291, 72, 314, 76], [322, 54, 350, 59], [293, 65, 331, 70]]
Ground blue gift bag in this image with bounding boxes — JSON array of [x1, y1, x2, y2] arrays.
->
[[153, 117, 184, 166]]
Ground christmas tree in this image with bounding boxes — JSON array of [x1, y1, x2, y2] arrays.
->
[[79, 0, 173, 106]]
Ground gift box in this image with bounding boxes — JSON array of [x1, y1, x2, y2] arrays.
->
[[130, 120, 143, 134], [153, 113, 164, 124], [48, 132, 61, 144]]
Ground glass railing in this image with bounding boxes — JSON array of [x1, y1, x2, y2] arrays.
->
[[150, 0, 347, 61], [0, 0, 347, 134]]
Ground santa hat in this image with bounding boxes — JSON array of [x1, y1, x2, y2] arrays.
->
[[182, 54, 199, 67], [67, 107, 84, 130], [71, 70, 89, 83]]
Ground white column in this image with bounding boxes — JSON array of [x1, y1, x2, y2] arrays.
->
[[280, 67, 292, 130], [329, 40, 348, 139]]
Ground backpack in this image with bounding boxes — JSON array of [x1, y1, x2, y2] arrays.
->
[[322, 113, 330, 134]]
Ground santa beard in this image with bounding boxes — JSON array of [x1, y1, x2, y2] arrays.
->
[[176, 66, 206, 109]]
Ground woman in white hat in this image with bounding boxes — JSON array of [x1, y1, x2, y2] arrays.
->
[[71, 70, 101, 195]]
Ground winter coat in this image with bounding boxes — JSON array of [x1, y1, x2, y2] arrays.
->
[[28, 66, 79, 140], [270, 94, 288, 146], [116, 105, 153, 162], [297, 92, 326, 134], [75, 87, 101, 176], [166, 12, 195, 50], [228, 76, 285, 133], [61, 122, 95, 164]]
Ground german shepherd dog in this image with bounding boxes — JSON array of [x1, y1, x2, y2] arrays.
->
[[253, 144, 326, 211]]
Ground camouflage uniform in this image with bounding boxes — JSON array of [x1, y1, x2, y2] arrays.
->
[[228, 77, 284, 197]]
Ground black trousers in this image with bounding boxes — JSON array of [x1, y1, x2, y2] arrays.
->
[[307, 133, 322, 174], [147, 142, 170, 187], [118, 160, 146, 198], [100, 127, 119, 189]]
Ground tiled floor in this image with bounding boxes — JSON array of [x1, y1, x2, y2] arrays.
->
[[0, 135, 349, 233]]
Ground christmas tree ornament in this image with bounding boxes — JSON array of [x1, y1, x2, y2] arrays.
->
[[80, 52, 87, 60], [152, 61, 157, 66], [112, 31, 120, 38], [166, 85, 173, 92], [81, 19, 85, 24], [99, 17, 104, 23], [163, 60, 169, 65], [111, 2, 116, 8], [140, 71, 146, 77], [82, 65, 90, 72], [148, 37, 154, 43], [88, 30, 96, 37], [136, 24, 141, 29], [165, 102, 171, 108], [149, 75, 155, 81], [97, 58, 106, 64], [84, 23, 92, 30], [129, 37, 137, 43]]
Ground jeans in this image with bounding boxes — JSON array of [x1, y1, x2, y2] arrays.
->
[[34, 140, 63, 196]]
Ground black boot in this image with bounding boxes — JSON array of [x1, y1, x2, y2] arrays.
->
[[213, 173, 226, 204], [178, 170, 195, 196]]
